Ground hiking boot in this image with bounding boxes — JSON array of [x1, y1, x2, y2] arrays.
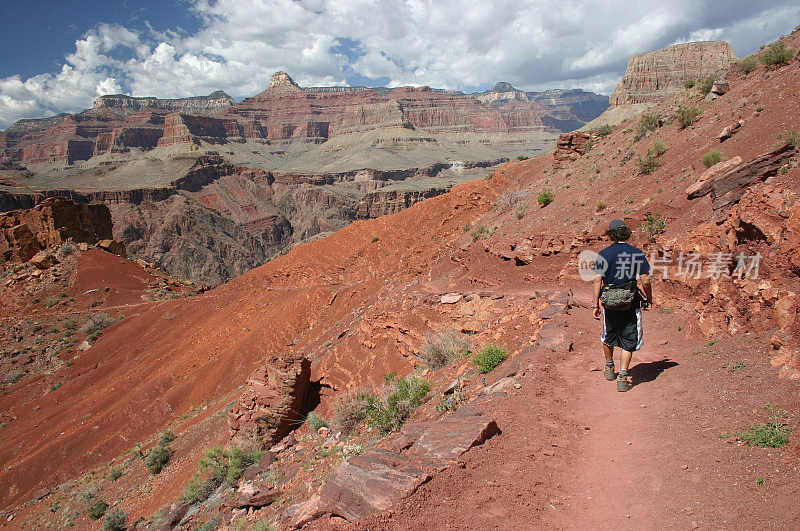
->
[[617, 371, 632, 392], [603, 362, 616, 381]]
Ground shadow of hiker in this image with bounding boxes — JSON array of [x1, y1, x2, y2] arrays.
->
[[628, 359, 678, 387]]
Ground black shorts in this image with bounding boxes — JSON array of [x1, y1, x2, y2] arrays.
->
[[601, 307, 643, 352]]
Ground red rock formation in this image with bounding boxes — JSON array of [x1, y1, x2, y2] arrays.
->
[[553, 131, 599, 164], [610, 41, 736, 106], [0, 197, 115, 262]]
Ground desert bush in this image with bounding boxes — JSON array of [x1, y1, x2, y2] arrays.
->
[[419, 330, 469, 370], [306, 411, 329, 431], [197, 516, 222, 531], [59, 242, 76, 257], [635, 113, 661, 139], [495, 189, 529, 211], [701, 149, 726, 168], [87, 498, 108, 520], [640, 212, 667, 239], [775, 130, 800, 149], [537, 190, 554, 207], [697, 75, 717, 96], [473, 344, 508, 373], [108, 467, 124, 481], [145, 443, 172, 474], [595, 200, 607, 212], [364, 374, 430, 432], [103, 509, 127, 531], [158, 430, 176, 446], [739, 405, 791, 448], [182, 474, 218, 504], [636, 153, 660, 175], [735, 56, 760, 75], [683, 78, 696, 89], [760, 41, 797, 67], [200, 445, 263, 487], [81, 312, 115, 335], [516, 155, 528, 160], [651, 139, 668, 157], [675, 106, 701, 129], [333, 390, 372, 434], [591, 124, 613, 137]]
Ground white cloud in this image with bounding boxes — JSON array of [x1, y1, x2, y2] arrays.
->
[[1, 0, 799, 128]]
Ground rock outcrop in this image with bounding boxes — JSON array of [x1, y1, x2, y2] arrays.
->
[[553, 131, 599, 164], [610, 41, 736, 106], [0, 197, 114, 262], [228, 354, 311, 449]]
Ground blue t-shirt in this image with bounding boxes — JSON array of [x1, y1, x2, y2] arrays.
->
[[595, 242, 651, 286]]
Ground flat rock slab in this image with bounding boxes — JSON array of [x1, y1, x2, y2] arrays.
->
[[441, 292, 463, 304], [286, 448, 430, 527], [406, 407, 500, 462]]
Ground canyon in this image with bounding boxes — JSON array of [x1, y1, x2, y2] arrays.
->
[[0, 74, 607, 284]]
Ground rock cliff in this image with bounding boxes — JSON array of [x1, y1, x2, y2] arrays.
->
[[610, 41, 736, 106]]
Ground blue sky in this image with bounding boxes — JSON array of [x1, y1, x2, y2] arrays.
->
[[1, 0, 799, 128]]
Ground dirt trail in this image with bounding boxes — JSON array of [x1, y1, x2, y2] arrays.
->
[[352, 281, 800, 530]]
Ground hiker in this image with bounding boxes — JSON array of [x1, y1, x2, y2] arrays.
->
[[592, 219, 653, 392]]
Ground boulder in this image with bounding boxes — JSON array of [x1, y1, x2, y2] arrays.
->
[[97, 239, 127, 258], [30, 251, 58, 269], [440, 293, 462, 304], [710, 81, 730, 95], [710, 143, 797, 210], [285, 449, 431, 527], [685, 156, 743, 199], [225, 488, 281, 509], [479, 377, 519, 395], [405, 406, 500, 462], [718, 120, 743, 142], [157, 500, 192, 531]]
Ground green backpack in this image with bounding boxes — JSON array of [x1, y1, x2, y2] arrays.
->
[[599, 281, 636, 311]]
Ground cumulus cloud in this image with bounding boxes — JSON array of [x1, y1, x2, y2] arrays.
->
[[1, 0, 798, 128]]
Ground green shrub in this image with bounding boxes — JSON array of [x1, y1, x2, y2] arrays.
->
[[81, 312, 115, 335], [651, 139, 668, 157], [760, 41, 797, 67], [306, 411, 329, 431], [636, 113, 662, 139], [371, 236, 379, 243], [636, 153, 660, 175], [158, 430, 176, 446], [640, 212, 667, 239], [197, 516, 222, 531], [363, 374, 430, 432], [200, 445, 263, 487], [537, 190, 554, 207], [697, 75, 717, 96], [595, 200, 607, 212], [516, 155, 528, 160], [775, 130, 800, 149], [675, 106, 701, 129], [108, 467, 123, 481], [182, 474, 218, 504], [333, 390, 372, 434], [103, 509, 127, 531], [419, 330, 469, 369], [739, 405, 791, 447], [87, 499, 108, 520], [591, 124, 613, 137], [701, 149, 726, 168], [145, 443, 172, 474], [473, 344, 508, 373], [683, 78, 696, 89], [735, 56, 760, 75]]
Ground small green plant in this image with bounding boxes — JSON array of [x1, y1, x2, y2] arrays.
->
[[200, 445, 263, 487], [775, 130, 800, 149], [755, 104, 765, 112], [87, 499, 108, 520], [640, 212, 667, 239], [725, 361, 747, 372], [103, 509, 127, 531], [701, 149, 726, 168], [182, 475, 218, 504], [651, 139, 668, 157], [537, 190, 554, 207], [739, 404, 791, 448], [683, 78, 696, 89], [473, 344, 508, 373], [676, 106, 701, 129], [516, 155, 528, 160], [333, 390, 372, 434], [658, 307, 672, 314], [371, 236, 379, 243], [735, 56, 760, 75], [145, 443, 172, 474], [697, 75, 717, 96], [471, 225, 491, 241], [158, 430, 176, 446], [306, 411, 329, 431], [109, 467, 124, 481], [49, 382, 62, 392], [251, 519, 278, 531], [437, 389, 466, 413], [595, 200, 607, 212], [363, 374, 430, 432], [419, 330, 469, 370], [636, 113, 662, 140], [756, 477, 764, 485], [591, 124, 613, 137], [760, 41, 797, 67], [197, 516, 222, 531], [636, 152, 660, 175]]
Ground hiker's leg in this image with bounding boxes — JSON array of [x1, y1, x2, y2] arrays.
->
[[603, 342, 614, 363], [620, 349, 633, 372]]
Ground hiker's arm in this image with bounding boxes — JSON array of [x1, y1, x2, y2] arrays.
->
[[592, 274, 603, 319], [639, 273, 653, 303]]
